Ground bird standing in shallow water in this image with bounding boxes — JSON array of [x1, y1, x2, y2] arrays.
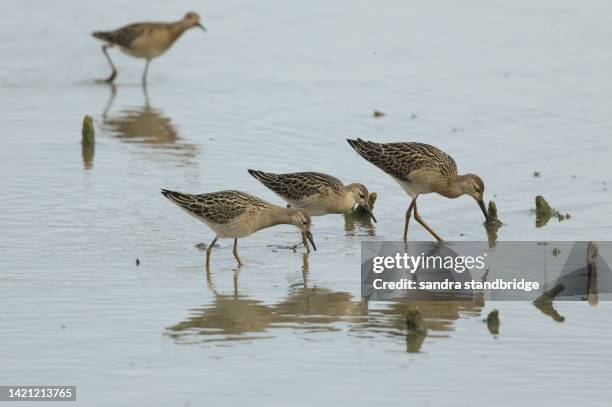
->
[[347, 139, 489, 241], [161, 189, 316, 267], [93, 12, 206, 84], [247, 170, 377, 222]]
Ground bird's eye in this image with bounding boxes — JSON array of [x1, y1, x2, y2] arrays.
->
[[359, 193, 365, 198], [303, 221, 308, 226]]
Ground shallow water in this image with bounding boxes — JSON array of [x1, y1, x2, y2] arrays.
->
[[2, 0, 612, 405]]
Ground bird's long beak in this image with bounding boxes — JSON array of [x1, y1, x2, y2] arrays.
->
[[360, 204, 377, 223], [305, 230, 316, 251], [478, 199, 490, 223], [197, 23, 207, 32]]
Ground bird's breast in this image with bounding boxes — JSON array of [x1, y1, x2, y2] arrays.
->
[[122, 30, 173, 59], [206, 215, 258, 239], [288, 193, 352, 216], [393, 177, 426, 198]]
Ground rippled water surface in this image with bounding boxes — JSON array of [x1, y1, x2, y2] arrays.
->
[[2, 0, 612, 405]]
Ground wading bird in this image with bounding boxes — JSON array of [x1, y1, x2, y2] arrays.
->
[[161, 189, 316, 267], [93, 12, 206, 84], [248, 170, 376, 222], [347, 139, 489, 241]]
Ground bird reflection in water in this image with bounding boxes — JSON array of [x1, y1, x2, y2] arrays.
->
[[168, 255, 366, 343], [351, 298, 484, 353], [101, 84, 197, 160], [344, 210, 376, 236], [274, 253, 368, 332], [344, 192, 377, 236], [167, 254, 485, 352]]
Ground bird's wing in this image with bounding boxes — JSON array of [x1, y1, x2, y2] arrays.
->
[[93, 23, 155, 48], [248, 170, 344, 201], [347, 139, 457, 182], [162, 190, 269, 224]]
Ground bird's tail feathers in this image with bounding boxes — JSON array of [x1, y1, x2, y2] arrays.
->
[[346, 138, 382, 161], [92, 31, 113, 42], [161, 189, 195, 208], [247, 169, 278, 185]]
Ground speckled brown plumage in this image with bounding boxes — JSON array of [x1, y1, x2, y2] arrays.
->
[[161, 188, 316, 265], [347, 138, 489, 242], [248, 170, 344, 201], [247, 169, 375, 219], [93, 24, 155, 48], [346, 139, 458, 184], [161, 189, 272, 225]]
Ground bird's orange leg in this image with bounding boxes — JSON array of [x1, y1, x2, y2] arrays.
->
[[403, 198, 417, 241], [413, 202, 444, 242]]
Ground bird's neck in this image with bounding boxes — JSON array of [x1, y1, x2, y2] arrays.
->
[[339, 185, 359, 212], [437, 175, 467, 198], [168, 20, 191, 42], [261, 206, 294, 229], [338, 190, 357, 213]]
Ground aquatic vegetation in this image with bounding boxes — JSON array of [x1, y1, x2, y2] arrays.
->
[[486, 200, 502, 226], [406, 331, 427, 353], [353, 192, 377, 217], [586, 241, 598, 307], [405, 306, 427, 334], [535, 195, 570, 227], [486, 309, 500, 336], [533, 283, 566, 322], [81, 115, 95, 170], [82, 115, 95, 144], [405, 306, 428, 353], [483, 200, 502, 245], [345, 192, 377, 232]]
